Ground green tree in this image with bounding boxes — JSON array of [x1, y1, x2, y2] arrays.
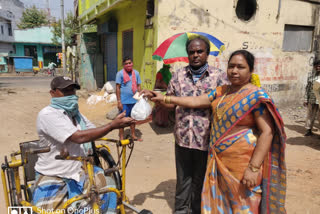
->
[[51, 12, 79, 47], [18, 6, 49, 29]]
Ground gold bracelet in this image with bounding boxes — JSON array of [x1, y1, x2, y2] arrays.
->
[[167, 96, 171, 104], [163, 95, 167, 103], [248, 163, 260, 172]]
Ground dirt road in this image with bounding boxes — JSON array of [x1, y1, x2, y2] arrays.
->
[[0, 76, 319, 214]]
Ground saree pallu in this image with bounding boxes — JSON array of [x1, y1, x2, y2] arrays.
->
[[32, 166, 117, 214], [202, 86, 286, 214]]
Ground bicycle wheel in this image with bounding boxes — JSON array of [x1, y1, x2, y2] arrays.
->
[[95, 147, 122, 190]]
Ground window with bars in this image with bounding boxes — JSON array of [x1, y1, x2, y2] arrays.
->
[[122, 30, 133, 60]]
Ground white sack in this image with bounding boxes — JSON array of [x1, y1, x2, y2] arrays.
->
[[105, 93, 117, 103], [87, 95, 103, 105], [103, 81, 116, 94]]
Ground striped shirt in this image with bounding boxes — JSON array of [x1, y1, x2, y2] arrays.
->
[[304, 71, 319, 104]]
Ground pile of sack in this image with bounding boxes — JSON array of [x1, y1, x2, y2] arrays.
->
[[86, 81, 117, 105]]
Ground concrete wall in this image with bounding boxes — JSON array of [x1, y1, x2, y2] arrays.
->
[[157, 0, 319, 105], [79, 33, 98, 91], [14, 27, 55, 44], [0, 42, 13, 53]]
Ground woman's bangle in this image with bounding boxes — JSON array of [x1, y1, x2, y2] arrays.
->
[[163, 95, 171, 104], [248, 163, 260, 172]]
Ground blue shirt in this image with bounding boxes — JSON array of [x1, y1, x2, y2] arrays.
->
[[115, 69, 141, 104]]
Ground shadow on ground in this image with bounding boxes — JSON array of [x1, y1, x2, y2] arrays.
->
[[285, 119, 320, 133], [148, 122, 173, 135], [286, 135, 320, 151], [0, 82, 11, 88], [123, 129, 143, 140], [130, 179, 175, 211], [285, 124, 307, 135], [285, 122, 320, 150]]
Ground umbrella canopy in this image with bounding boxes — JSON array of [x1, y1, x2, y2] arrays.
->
[[152, 32, 225, 64]]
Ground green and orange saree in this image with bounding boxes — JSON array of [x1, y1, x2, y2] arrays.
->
[[202, 85, 286, 214]]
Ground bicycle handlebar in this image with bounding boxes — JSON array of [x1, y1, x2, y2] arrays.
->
[[99, 138, 131, 146], [27, 146, 51, 154]]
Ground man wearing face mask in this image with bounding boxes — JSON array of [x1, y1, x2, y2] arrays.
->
[[33, 76, 133, 212], [116, 56, 142, 141], [142, 37, 229, 213]]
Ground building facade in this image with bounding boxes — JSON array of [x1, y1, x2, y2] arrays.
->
[[10, 26, 61, 70], [0, 0, 24, 72], [78, 0, 320, 105], [0, 9, 15, 72]]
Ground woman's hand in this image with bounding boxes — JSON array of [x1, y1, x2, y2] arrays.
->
[[151, 92, 164, 102], [140, 89, 157, 99], [242, 167, 259, 188]]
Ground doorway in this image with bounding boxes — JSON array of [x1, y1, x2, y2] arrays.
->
[[105, 33, 118, 81], [24, 45, 38, 66]]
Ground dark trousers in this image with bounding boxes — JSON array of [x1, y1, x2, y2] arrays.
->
[[174, 143, 208, 214]]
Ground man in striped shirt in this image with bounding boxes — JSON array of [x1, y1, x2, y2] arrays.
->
[[304, 60, 320, 136]]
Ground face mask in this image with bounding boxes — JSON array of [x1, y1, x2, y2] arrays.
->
[[50, 95, 79, 117], [124, 63, 133, 72]]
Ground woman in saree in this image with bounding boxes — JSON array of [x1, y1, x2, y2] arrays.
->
[[146, 50, 286, 213]]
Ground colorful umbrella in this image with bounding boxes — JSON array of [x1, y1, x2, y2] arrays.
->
[[152, 32, 225, 64]]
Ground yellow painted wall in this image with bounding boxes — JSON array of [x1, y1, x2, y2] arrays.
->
[[157, 0, 319, 105], [113, 0, 147, 73], [95, 0, 156, 88], [79, 0, 119, 16]]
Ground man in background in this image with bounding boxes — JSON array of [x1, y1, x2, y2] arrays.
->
[[48, 61, 57, 77], [116, 57, 142, 141], [304, 60, 320, 136]]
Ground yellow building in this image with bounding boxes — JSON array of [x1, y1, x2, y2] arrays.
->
[[78, 0, 320, 105]]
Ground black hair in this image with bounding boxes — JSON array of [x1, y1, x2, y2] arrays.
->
[[228, 50, 255, 72], [186, 36, 211, 56], [313, 59, 320, 66], [123, 56, 132, 63]]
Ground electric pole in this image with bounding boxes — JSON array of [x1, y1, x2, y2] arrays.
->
[[60, 0, 66, 74]]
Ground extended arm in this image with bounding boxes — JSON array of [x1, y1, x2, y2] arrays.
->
[[68, 112, 133, 144], [152, 92, 211, 109]]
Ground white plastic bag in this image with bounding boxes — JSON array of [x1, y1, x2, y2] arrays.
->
[[131, 98, 152, 121], [86, 95, 103, 105], [105, 93, 117, 103], [103, 81, 116, 93]]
